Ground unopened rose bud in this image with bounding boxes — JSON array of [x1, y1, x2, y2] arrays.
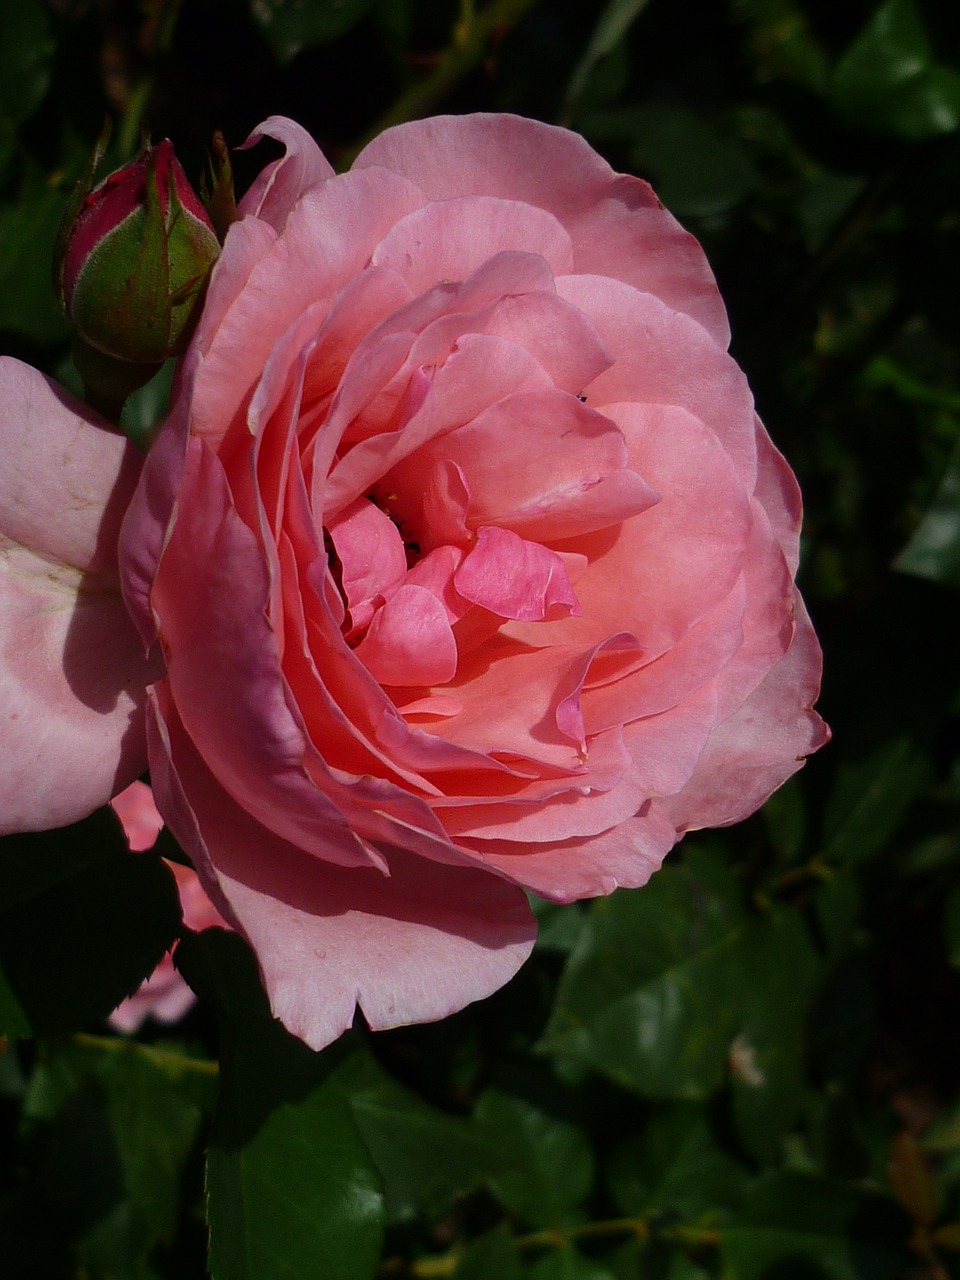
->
[[55, 136, 220, 421]]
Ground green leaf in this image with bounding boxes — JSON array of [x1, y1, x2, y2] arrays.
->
[[99, 1045, 207, 1245], [0, 168, 71, 342], [453, 1224, 521, 1280], [541, 851, 745, 1098], [475, 1088, 594, 1227], [526, 1247, 616, 1280], [819, 736, 933, 867], [719, 1171, 912, 1279], [607, 1102, 752, 1220], [831, 0, 960, 140], [177, 930, 384, 1280], [0, 808, 182, 1037], [0, 0, 54, 130], [894, 432, 960, 590], [565, 0, 654, 113], [341, 1047, 510, 1222], [728, 909, 821, 1162], [22, 1038, 209, 1271], [581, 105, 757, 218], [250, 0, 375, 64]]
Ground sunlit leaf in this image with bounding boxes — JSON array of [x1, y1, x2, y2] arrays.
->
[[342, 1048, 509, 1222], [541, 850, 745, 1098]]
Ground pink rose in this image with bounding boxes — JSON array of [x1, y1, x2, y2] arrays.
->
[[108, 781, 227, 1031], [0, 114, 827, 1051]]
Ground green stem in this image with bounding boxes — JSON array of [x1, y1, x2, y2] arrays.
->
[[72, 1032, 219, 1077], [342, 0, 542, 167], [379, 1216, 653, 1277]]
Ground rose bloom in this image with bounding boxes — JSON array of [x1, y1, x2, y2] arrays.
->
[[0, 115, 827, 1049]]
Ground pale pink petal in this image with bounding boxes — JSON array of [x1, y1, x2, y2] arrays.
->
[[109, 956, 197, 1032], [328, 497, 408, 634], [110, 779, 163, 851], [371, 196, 574, 293], [0, 359, 157, 832], [426, 388, 657, 541], [147, 698, 537, 1051], [454, 526, 581, 622], [236, 115, 336, 229], [325, 331, 554, 515], [188, 166, 425, 450], [153, 439, 381, 869], [660, 597, 829, 831], [353, 113, 729, 343], [355, 584, 459, 686], [557, 276, 757, 489]]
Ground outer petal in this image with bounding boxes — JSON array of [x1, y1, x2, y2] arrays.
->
[[353, 113, 729, 343], [236, 116, 336, 229], [659, 597, 829, 831], [148, 694, 537, 1051], [0, 359, 157, 832]]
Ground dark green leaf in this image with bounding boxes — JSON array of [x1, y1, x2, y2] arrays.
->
[[607, 1102, 752, 1220], [453, 1224, 521, 1280], [475, 1088, 594, 1227], [22, 1039, 209, 1271], [341, 1047, 509, 1222], [729, 909, 821, 1162], [526, 1247, 616, 1280], [819, 736, 933, 867], [177, 930, 384, 1280], [565, 0, 654, 113], [541, 851, 745, 1098], [250, 0, 376, 64], [0, 0, 54, 129], [831, 0, 960, 140], [894, 433, 960, 589], [719, 1171, 912, 1279], [0, 168, 70, 342], [0, 809, 182, 1037], [581, 105, 757, 218], [944, 885, 960, 969]]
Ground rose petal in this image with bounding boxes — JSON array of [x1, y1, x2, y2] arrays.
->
[[355, 583, 459, 687], [237, 116, 336, 229], [454, 526, 581, 622], [354, 113, 729, 342], [148, 697, 537, 1051], [0, 359, 157, 832]]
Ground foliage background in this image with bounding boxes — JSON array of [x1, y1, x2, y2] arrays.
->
[[2, 0, 960, 1276]]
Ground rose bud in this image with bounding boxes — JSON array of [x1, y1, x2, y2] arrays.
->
[[56, 136, 220, 419]]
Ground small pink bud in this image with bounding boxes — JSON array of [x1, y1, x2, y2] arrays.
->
[[57, 139, 220, 367]]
